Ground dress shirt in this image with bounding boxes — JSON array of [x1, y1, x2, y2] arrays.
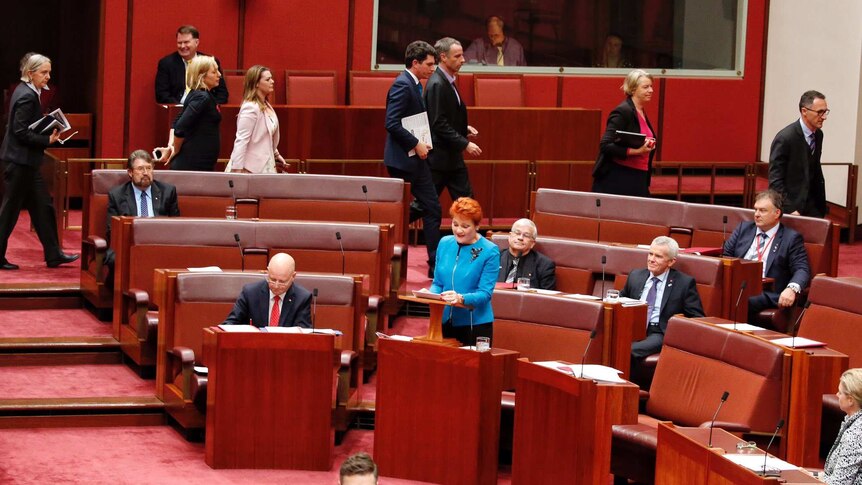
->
[[438, 66, 461, 106], [639, 270, 669, 325], [743, 224, 779, 277], [267, 290, 284, 324], [799, 118, 816, 149], [131, 185, 154, 218]]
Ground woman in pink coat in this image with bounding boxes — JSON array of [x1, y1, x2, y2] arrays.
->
[[227, 65, 287, 173]]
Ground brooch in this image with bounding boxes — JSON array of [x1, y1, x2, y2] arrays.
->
[[470, 247, 483, 261]]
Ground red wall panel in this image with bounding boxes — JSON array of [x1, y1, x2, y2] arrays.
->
[[97, 0, 129, 157]]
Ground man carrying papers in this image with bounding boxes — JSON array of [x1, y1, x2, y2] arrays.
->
[[222, 253, 312, 328]]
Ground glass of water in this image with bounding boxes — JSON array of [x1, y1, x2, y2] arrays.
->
[[475, 336, 491, 352], [225, 205, 237, 219]]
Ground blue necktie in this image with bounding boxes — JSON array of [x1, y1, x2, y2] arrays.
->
[[645, 277, 660, 326], [140, 191, 148, 217]]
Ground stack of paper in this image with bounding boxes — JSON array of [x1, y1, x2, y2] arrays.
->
[[534, 361, 626, 383]]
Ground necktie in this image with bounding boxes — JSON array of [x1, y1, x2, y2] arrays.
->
[[450, 81, 461, 106], [140, 191, 148, 217], [496, 46, 504, 66], [809, 135, 816, 154], [416, 82, 424, 107], [269, 295, 281, 327], [757, 232, 767, 252], [645, 277, 660, 326], [506, 258, 519, 283]]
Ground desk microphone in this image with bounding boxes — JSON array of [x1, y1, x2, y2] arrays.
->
[[600, 255, 607, 299], [760, 419, 785, 477], [311, 288, 318, 332], [722, 215, 728, 244], [511, 250, 522, 289], [707, 390, 730, 448], [361, 185, 371, 224], [732, 280, 747, 331], [789, 300, 812, 348], [228, 179, 236, 209], [233, 233, 245, 271], [579, 328, 598, 378], [335, 232, 346, 275], [596, 198, 602, 242]]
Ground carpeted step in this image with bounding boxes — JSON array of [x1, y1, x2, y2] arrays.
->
[[0, 308, 111, 340]]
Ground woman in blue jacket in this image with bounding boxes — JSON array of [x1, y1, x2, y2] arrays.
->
[[430, 197, 500, 346]]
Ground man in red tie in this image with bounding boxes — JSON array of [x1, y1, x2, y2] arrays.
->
[[222, 252, 312, 328]]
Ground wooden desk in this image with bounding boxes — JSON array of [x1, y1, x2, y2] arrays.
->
[[203, 328, 336, 470], [511, 359, 638, 484], [656, 423, 822, 484], [374, 339, 518, 484], [695, 317, 849, 467]]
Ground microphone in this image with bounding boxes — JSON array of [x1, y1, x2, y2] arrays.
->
[[722, 215, 728, 244], [600, 255, 607, 299], [361, 185, 371, 225], [760, 419, 785, 477], [311, 288, 318, 332], [233, 233, 245, 271], [732, 280, 747, 331], [595, 198, 602, 243], [789, 300, 812, 348], [335, 232, 345, 275], [707, 391, 730, 448], [228, 179, 236, 210], [579, 328, 598, 378], [511, 250, 523, 289]]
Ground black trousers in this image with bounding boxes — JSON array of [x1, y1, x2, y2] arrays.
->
[[592, 161, 650, 198], [386, 163, 441, 265], [432, 164, 473, 201], [0, 162, 62, 263], [443, 322, 492, 347]]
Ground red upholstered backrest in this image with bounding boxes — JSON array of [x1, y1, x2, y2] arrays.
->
[[89, 171, 131, 239], [800, 276, 862, 368], [492, 290, 603, 364], [225, 75, 245, 105], [647, 317, 786, 433], [473, 76, 525, 107], [285, 71, 338, 106], [349, 71, 397, 106], [683, 202, 751, 248]]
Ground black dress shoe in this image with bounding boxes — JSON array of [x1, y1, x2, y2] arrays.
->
[[46, 253, 80, 268], [0, 261, 19, 270]]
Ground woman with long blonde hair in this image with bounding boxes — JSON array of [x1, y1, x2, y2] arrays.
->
[[226, 65, 286, 173]]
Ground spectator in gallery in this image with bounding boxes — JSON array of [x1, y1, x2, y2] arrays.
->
[[464, 15, 526, 66], [595, 33, 633, 69]]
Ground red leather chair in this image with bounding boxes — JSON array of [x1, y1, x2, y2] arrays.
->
[[473, 75, 525, 107], [349, 71, 397, 106], [224, 75, 245, 104], [285, 70, 338, 106]]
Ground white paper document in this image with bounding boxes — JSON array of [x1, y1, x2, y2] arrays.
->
[[187, 266, 222, 272], [532, 289, 562, 295], [402, 111, 433, 157], [534, 361, 626, 383], [412, 290, 444, 301], [723, 453, 798, 472], [28, 108, 71, 134], [768, 336, 826, 348], [715, 323, 764, 331], [562, 294, 601, 301], [217, 324, 259, 332], [376, 332, 414, 342], [193, 365, 209, 374]]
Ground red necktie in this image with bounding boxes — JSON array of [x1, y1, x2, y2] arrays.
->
[[269, 295, 281, 327]]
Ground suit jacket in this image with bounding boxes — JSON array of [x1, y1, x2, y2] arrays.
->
[[620, 268, 704, 333], [593, 97, 656, 182], [424, 68, 469, 172], [223, 280, 312, 328], [0, 83, 52, 167], [497, 249, 556, 290], [105, 179, 180, 245], [430, 235, 500, 326], [228, 101, 280, 173], [154, 51, 228, 104], [722, 221, 810, 306], [383, 70, 425, 172], [768, 120, 827, 217]]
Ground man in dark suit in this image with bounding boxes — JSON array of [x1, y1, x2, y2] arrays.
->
[[723, 190, 810, 323], [154, 25, 228, 104], [497, 218, 556, 290], [768, 90, 828, 217], [383, 40, 440, 276], [424, 37, 482, 201], [103, 149, 180, 286], [0, 53, 78, 270], [621, 236, 704, 360], [223, 253, 312, 328]]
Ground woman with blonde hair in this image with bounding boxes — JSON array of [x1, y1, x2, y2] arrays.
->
[[823, 368, 862, 484], [226, 65, 287, 173], [157, 55, 222, 171]]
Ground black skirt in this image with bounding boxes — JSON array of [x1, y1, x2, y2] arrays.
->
[[592, 161, 650, 197]]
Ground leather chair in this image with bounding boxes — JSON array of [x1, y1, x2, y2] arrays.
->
[[473, 75, 525, 107], [285, 70, 338, 106], [348, 71, 397, 106], [224, 75, 245, 105], [611, 316, 789, 484], [156, 270, 378, 436]]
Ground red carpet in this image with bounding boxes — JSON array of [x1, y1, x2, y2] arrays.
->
[[0, 364, 154, 399], [0, 309, 110, 338], [1, 211, 82, 284]]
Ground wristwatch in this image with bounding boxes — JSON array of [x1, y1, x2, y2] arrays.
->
[[786, 283, 801, 294]]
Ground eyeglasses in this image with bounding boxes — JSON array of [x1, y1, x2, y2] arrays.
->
[[804, 106, 830, 118], [266, 275, 291, 286], [510, 229, 535, 240], [131, 166, 153, 173]]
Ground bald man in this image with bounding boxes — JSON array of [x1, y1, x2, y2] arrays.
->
[[222, 253, 312, 328]]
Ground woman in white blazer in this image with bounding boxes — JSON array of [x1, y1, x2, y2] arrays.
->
[[227, 65, 287, 173]]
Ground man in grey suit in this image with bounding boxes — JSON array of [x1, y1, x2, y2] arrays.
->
[[768, 90, 828, 217], [424, 37, 482, 201]]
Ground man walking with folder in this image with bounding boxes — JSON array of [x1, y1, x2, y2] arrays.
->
[[383, 40, 441, 277]]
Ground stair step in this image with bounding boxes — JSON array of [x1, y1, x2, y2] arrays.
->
[[0, 396, 166, 428]]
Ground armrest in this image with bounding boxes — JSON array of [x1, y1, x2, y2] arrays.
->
[[669, 226, 693, 236], [143, 311, 159, 344], [169, 346, 196, 400], [365, 294, 383, 348], [697, 421, 751, 434], [391, 243, 406, 295], [124, 288, 150, 338], [336, 350, 359, 407], [340, 349, 357, 369], [639, 390, 650, 402], [83, 235, 108, 276], [235, 198, 257, 205], [762, 277, 775, 292]]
